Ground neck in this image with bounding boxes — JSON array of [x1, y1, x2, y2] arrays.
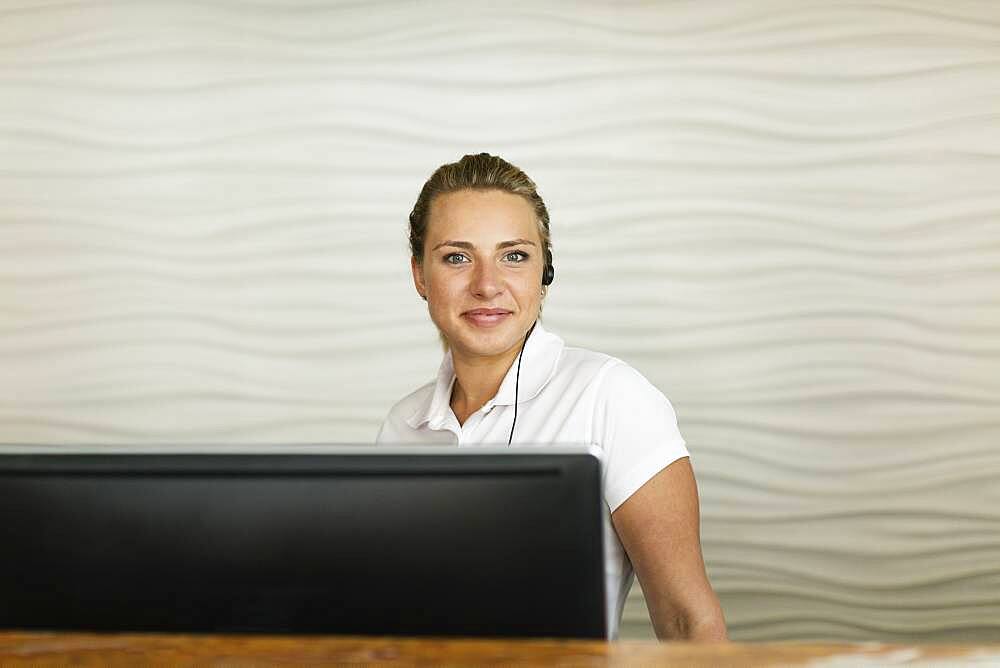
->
[[449, 322, 536, 425]]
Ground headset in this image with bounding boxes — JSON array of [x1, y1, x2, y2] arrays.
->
[[542, 247, 555, 287], [508, 248, 554, 445], [420, 227, 554, 444]]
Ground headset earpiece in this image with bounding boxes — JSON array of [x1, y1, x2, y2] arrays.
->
[[542, 248, 555, 286]]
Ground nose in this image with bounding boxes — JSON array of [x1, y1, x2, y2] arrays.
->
[[470, 259, 503, 300]]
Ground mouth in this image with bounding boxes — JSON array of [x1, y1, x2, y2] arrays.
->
[[462, 308, 513, 328]]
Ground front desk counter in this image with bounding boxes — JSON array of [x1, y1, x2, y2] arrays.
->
[[2, 632, 998, 666]]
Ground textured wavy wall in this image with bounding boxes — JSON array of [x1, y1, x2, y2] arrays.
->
[[2, 1, 999, 642]]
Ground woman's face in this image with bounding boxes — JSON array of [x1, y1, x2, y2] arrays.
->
[[412, 188, 545, 363]]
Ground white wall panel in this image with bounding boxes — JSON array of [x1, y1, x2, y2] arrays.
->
[[1, 1, 998, 641]]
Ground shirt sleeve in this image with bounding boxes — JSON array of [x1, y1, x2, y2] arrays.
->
[[593, 361, 690, 513], [374, 392, 416, 444], [374, 404, 406, 444], [374, 418, 388, 444]]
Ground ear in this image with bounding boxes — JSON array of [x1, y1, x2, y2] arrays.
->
[[411, 255, 428, 301]]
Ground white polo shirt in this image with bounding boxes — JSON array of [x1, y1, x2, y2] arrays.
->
[[375, 321, 690, 639]]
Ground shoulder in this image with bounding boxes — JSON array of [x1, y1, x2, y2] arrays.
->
[[560, 343, 685, 441], [558, 344, 665, 403], [573, 354, 688, 513], [592, 357, 681, 431], [553, 344, 621, 388], [375, 380, 435, 442], [598, 358, 671, 404]]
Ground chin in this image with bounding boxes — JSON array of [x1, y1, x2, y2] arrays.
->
[[449, 318, 525, 357]]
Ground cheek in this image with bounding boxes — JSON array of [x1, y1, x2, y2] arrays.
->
[[424, 269, 463, 305], [514, 272, 542, 297]]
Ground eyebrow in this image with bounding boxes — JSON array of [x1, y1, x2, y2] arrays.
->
[[431, 238, 538, 251]]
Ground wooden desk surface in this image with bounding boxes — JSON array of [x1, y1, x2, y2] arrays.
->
[[1, 632, 998, 667]]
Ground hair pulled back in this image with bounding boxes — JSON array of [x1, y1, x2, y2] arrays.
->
[[408, 152, 552, 267]]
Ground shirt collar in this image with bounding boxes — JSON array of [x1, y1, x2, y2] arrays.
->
[[406, 320, 565, 429]]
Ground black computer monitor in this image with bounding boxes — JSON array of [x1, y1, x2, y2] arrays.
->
[[0, 446, 607, 639]]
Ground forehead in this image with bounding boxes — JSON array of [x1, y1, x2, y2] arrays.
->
[[426, 189, 541, 243]]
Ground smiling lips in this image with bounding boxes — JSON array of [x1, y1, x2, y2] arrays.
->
[[463, 308, 513, 328]]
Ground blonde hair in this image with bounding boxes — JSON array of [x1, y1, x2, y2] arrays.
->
[[410, 153, 552, 264], [408, 152, 553, 350]]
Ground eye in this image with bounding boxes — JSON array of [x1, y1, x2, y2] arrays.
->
[[503, 250, 529, 263], [444, 253, 469, 265]]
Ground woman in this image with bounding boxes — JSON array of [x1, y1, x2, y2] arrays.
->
[[376, 152, 727, 642]]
